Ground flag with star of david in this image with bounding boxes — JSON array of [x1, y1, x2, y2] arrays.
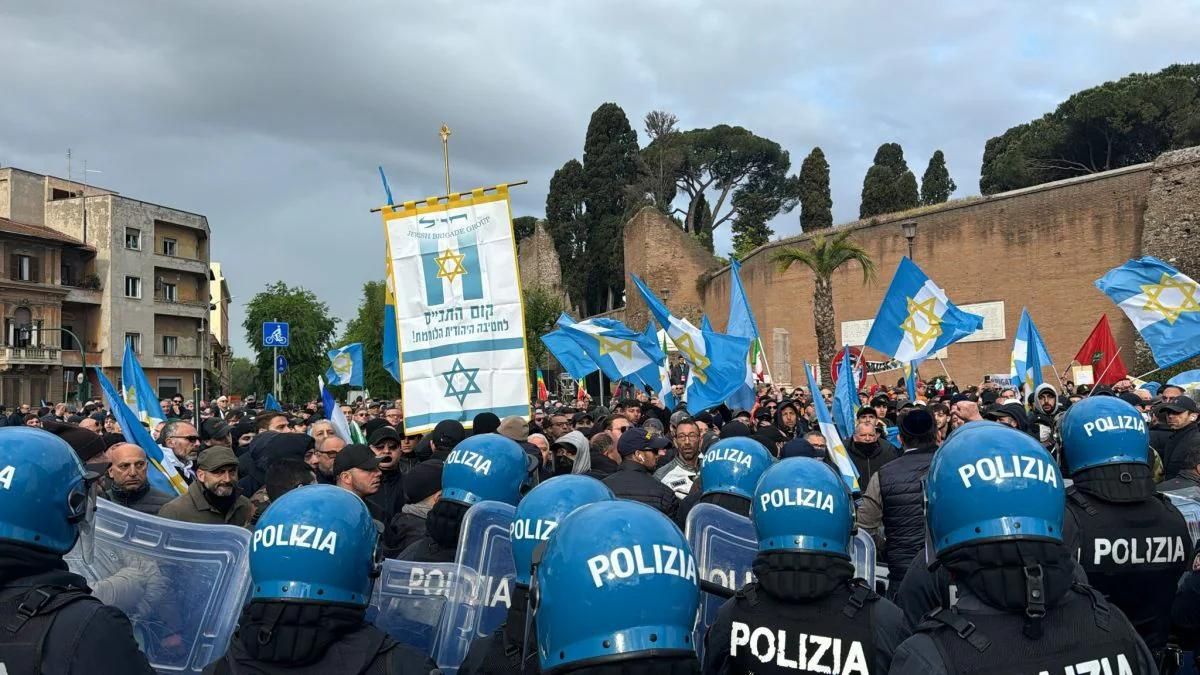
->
[[864, 257, 983, 365], [555, 313, 664, 390], [630, 274, 751, 415], [380, 185, 530, 434], [1096, 256, 1200, 368]]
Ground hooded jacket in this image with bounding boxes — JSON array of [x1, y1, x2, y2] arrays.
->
[[1029, 383, 1061, 447], [772, 401, 805, 439]]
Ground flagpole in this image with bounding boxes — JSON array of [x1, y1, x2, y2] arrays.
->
[[935, 356, 954, 383], [1088, 347, 1123, 395], [1133, 366, 1162, 381]]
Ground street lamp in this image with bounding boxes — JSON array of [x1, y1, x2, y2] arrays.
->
[[21, 325, 89, 403], [901, 221, 918, 260]]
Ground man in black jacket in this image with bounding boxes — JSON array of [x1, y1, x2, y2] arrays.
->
[[847, 419, 899, 486], [382, 459, 442, 558], [1159, 396, 1200, 479], [603, 427, 678, 518], [857, 408, 939, 592], [365, 426, 406, 523], [99, 443, 174, 515]]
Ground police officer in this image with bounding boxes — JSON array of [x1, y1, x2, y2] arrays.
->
[[204, 484, 436, 674], [461, 476, 615, 674], [1059, 396, 1192, 667], [676, 437, 774, 528], [890, 422, 1157, 675], [398, 433, 527, 562], [535, 500, 701, 674], [0, 427, 155, 675], [704, 457, 909, 674]]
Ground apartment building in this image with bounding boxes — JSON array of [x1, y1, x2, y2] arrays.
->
[[209, 261, 232, 395], [0, 166, 215, 402]]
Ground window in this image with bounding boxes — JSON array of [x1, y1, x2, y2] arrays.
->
[[9, 254, 38, 283], [162, 282, 177, 302], [124, 332, 141, 354], [124, 276, 141, 298], [125, 228, 141, 250], [162, 238, 177, 257], [62, 325, 79, 351], [161, 335, 178, 355], [157, 378, 182, 399], [50, 188, 78, 201]]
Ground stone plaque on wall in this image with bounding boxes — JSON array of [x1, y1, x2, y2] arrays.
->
[[772, 328, 791, 384], [839, 301, 1006, 355]]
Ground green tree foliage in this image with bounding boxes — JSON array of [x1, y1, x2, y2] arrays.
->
[[860, 143, 919, 218], [513, 216, 537, 242], [798, 147, 833, 231], [693, 193, 714, 252], [523, 285, 565, 372], [242, 281, 338, 402], [672, 125, 798, 248], [544, 159, 587, 313], [582, 103, 641, 314], [228, 357, 259, 397], [980, 64, 1200, 194], [341, 281, 399, 399], [636, 110, 681, 213], [772, 231, 877, 383], [920, 150, 956, 205]]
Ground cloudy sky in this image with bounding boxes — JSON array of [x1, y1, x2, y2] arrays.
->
[[2, 1, 1196, 358]]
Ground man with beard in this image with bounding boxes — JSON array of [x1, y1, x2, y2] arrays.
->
[[98, 443, 174, 515], [366, 426, 406, 522], [847, 419, 899, 485], [772, 400, 804, 439], [655, 418, 702, 498], [604, 428, 677, 518], [543, 411, 571, 443], [160, 419, 202, 483], [1029, 383, 1062, 450], [159, 446, 252, 527]]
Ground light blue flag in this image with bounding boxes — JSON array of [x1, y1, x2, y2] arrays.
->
[[644, 319, 678, 410], [832, 346, 859, 439], [383, 277, 401, 383], [864, 257, 984, 364], [700, 315, 714, 332], [803, 360, 861, 493], [121, 342, 163, 426], [1168, 369, 1200, 392], [541, 329, 600, 381], [325, 343, 364, 387], [556, 314, 664, 390], [1011, 308, 1053, 394], [631, 274, 751, 415], [726, 258, 762, 411], [1096, 256, 1200, 368], [903, 362, 918, 402], [263, 393, 282, 412], [95, 368, 186, 495]]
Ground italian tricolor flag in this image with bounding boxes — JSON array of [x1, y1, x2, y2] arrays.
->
[[750, 337, 770, 384]]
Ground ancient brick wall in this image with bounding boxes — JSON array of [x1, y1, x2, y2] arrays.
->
[[517, 221, 570, 307], [621, 206, 722, 331]]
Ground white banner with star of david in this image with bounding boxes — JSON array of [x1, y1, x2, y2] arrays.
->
[[380, 186, 530, 434]]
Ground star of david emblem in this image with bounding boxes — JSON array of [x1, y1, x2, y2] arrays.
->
[[434, 247, 469, 285], [900, 297, 942, 352], [1141, 273, 1200, 325], [332, 353, 353, 378], [674, 333, 710, 383], [442, 359, 482, 405], [597, 335, 634, 360]]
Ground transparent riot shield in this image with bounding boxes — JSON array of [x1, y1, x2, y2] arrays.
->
[[686, 503, 879, 657], [453, 500, 518, 641], [1163, 487, 1200, 544], [370, 559, 484, 673], [65, 498, 251, 674]]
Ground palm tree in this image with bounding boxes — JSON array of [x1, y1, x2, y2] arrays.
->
[[772, 230, 877, 384]]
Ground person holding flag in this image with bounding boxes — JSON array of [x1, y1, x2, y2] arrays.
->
[[802, 359, 861, 493]]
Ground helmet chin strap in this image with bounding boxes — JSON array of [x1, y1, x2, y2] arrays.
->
[[523, 541, 547, 667]]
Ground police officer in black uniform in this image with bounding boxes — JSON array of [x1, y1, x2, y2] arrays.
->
[[1059, 396, 1192, 669], [203, 485, 435, 674], [890, 422, 1157, 675], [0, 427, 154, 675], [704, 457, 909, 674]]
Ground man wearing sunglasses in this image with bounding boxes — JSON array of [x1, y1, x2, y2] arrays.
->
[[160, 419, 201, 483], [366, 426, 406, 523]]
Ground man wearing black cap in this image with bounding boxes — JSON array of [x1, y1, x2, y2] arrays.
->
[[366, 426, 406, 523], [429, 420, 465, 461], [383, 460, 443, 557], [856, 407, 939, 593], [200, 417, 232, 450], [333, 444, 384, 520], [1158, 395, 1200, 480], [603, 427, 677, 518], [159, 447, 252, 527]]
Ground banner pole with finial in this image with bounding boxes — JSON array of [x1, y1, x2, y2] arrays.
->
[[440, 123, 452, 195]]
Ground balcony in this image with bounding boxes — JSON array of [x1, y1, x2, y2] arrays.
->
[[152, 352, 202, 369], [153, 293, 209, 317], [61, 275, 103, 304], [153, 253, 208, 275], [0, 346, 62, 368]]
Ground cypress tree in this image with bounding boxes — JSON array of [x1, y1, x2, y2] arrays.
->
[[920, 150, 957, 205], [798, 147, 833, 231], [860, 142, 919, 218], [581, 103, 640, 313]]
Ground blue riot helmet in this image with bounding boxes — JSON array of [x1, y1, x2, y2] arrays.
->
[[926, 422, 1064, 557], [442, 433, 528, 507], [698, 436, 774, 499], [1059, 396, 1149, 475], [0, 427, 97, 558], [535, 500, 700, 672], [511, 475, 614, 586], [752, 457, 854, 556], [250, 484, 381, 605]]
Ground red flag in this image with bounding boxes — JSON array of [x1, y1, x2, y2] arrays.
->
[[1073, 315, 1128, 385]]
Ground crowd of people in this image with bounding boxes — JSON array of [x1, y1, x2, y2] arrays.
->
[[2, 368, 1200, 673]]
